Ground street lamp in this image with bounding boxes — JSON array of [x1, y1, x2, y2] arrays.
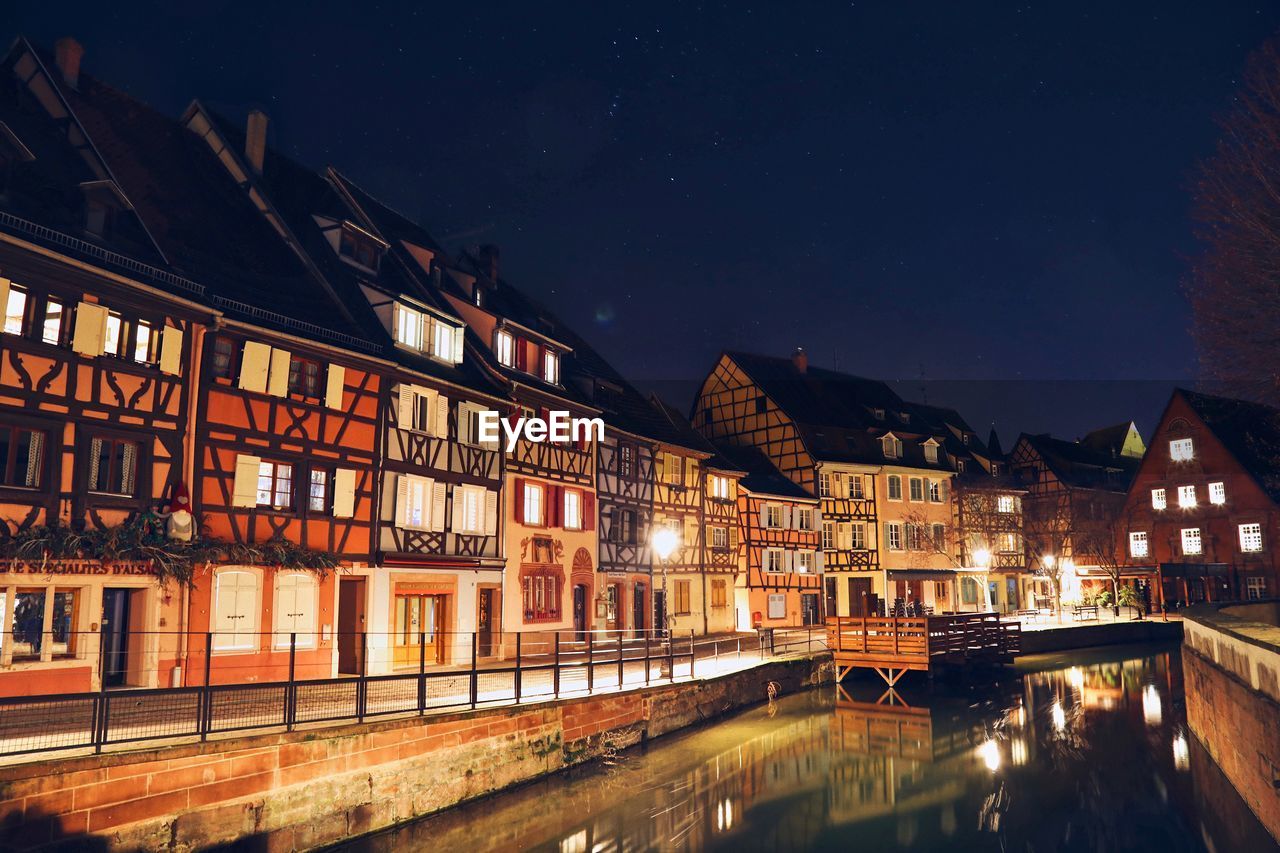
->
[[1042, 554, 1062, 623], [972, 548, 991, 612], [651, 527, 679, 635]]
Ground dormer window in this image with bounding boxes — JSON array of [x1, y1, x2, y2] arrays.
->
[[543, 349, 560, 384], [338, 223, 385, 271], [80, 181, 129, 240], [923, 440, 939, 464], [881, 434, 903, 459], [393, 302, 463, 364], [897, 412, 910, 424], [395, 303, 424, 350], [872, 408, 885, 420], [495, 329, 514, 367]]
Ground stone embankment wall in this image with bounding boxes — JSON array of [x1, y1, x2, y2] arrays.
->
[[0, 654, 833, 852], [1182, 603, 1280, 844], [1018, 618, 1182, 655]]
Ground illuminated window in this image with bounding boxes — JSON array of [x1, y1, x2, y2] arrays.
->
[[542, 350, 560, 384], [522, 571, 561, 621], [1239, 523, 1263, 553], [887, 475, 902, 500], [795, 551, 816, 573], [928, 480, 942, 503], [454, 484, 487, 534], [3, 285, 26, 335], [997, 495, 1016, 513], [1151, 488, 1166, 510], [618, 443, 635, 478], [399, 475, 432, 530], [1177, 485, 1196, 508], [563, 488, 582, 530], [1209, 482, 1226, 505], [1169, 438, 1194, 461], [494, 329, 514, 366], [523, 481, 544, 526], [1247, 576, 1267, 600], [103, 312, 124, 356], [1181, 527, 1202, 556], [431, 318, 454, 361], [708, 474, 731, 500], [255, 460, 294, 511], [394, 303, 424, 350], [308, 469, 328, 513], [132, 320, 156, 364], [41, 298, 63, 345], [1129, 531, 1149, 558]]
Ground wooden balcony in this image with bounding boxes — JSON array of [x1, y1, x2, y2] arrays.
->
[[826, 613, 1020, 685]]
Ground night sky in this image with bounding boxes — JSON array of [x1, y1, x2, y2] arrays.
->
[[11, 3, 1280, 443]]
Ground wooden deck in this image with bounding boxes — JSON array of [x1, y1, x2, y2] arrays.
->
[[826, 613, 1021, 685]]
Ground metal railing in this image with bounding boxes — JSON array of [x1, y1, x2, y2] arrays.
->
[[0, 627, 828, 759]]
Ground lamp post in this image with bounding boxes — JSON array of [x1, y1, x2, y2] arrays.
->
[[973, 548, 991, 612], [651, 527, 679, 635]]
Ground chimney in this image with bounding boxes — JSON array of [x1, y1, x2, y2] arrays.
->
[[477, 244, 500, 282], [792, 347, 808, 374], [54, 38, 84, 89], [245, 110, 269, 176]]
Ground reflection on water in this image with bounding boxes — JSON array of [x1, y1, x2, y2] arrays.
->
[[336, 643, 1277, 852]]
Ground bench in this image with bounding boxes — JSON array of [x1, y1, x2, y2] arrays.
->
[[1072, 605, 1099, 621]]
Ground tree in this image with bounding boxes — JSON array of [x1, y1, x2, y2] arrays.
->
[[1188, 35, 1280, 403]]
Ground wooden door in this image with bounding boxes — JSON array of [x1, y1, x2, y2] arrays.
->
[[633, 583, 646, 636], [394, 593, 444, 668], [477, 588, 496, 656], [573, 584, 588, 640], [337, 578, 366, 674], [824, 578, 837, 619], [100, 588, 131, 688], [848, 577, 872, 617]]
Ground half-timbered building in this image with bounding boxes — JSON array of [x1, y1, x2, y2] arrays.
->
[[715, 445, 822, 629]]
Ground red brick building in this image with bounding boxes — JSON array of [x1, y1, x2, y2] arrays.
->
[[1120, 389, 1280, 605]]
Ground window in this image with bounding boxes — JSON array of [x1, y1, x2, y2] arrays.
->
[[0, 424, 44, 488], [274, 573, 318, 648], [10, 589, 79, 659], [887, 475, 902, 501], [522, 571, 562, 621], [848, 475, 864, 499], [795, 551, 816, 573], [765, 505, 783, 528], [818, 473, 831, 497], [41, 298, 64, 345], [797, 508, 814, 530], [1170, 438, 1194, 461], [933, 523, 947, 550], [427, 319, 452, 361], [103, 312, 124, 356], [851, 522, 866, 549], [308, 469, 329, 513], [212, 570, 259, 651], [997, 495, 1016, 514], [1209, 482, 1226, 505], [708, 475, 731, 500], [886, 522, 903, 551], [929, 480, 942, 503], [211, 337, 236, 379], [287, 357, 323, 398], [3, 285, 26, 335], [1181, 527, 1202, 556], [454, 484, 488, 534], [87, 436, 139, 496], [254, 461, 294, 511], [961, 577, 980, 605], [711, 579, 728, 607], [1129, 531, 1149, 558], [495, 329, 514, 366], [132, 320, 157, 364], [674, 580, 692, 614], [924, 443, 939, 464], [1177, 485, 1196, 508], [398, 476, 433, 530], [906, 523, 924, 551], [998, 531, 1018, 553], [909, 478, 923, 502], [767, 594, 786, 620], [712, 526, 728, 550], [339, 224, 383, 270], [1247, 576, 1268, 600], [1239, 523, 1264, 553], [543, 350, 560, 384], [881, 435, 903, 458], [956, 459, 966, 473], [612, 509, 637, 544], [523, 481, 544, 526], [764, 549, 785, 572], [563, 488, 582, 530], [394, 304, 424, 350], [617, 443, 636, 479], [1151, 488, 1166, 510], [822, 522, 834, 550]]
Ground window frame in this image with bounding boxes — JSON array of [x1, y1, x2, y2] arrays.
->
[[1151, 488, 1166, 510], [1208, 482, 1226, 505], [887, 475, 902, 501], [0, 421, 47, 491], [255, 459, 296, 513], [1169, 438, 1194, 462], [1129, 530, 1149, 558], [1239, 522, 1264, 553], [1181, 527, 1203, 556], [85, 434, 142, 498]]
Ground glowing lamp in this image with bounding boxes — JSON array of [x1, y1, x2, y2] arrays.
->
[[652, 528, 679, 560], [973, 548, 991, 568]]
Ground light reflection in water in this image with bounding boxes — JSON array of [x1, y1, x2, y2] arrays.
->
[[337, 645, 1276, 853]]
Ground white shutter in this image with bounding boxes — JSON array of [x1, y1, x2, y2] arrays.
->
[[838, 522, 851, 551], [484, 490, 498, 535], [450, 486, 466, 534], [159, 326, 183, 375], [815, 550, 824, 571], [231, 454, 262, 508], [784, 551, 794, 571], [759, 504, 769, 527], [812, 508, 822, 530], [430, 480, 448, 532], [398, 384, 415, 428], [781, 506, 793, 529], [394, 475, 410, 527], [435, 393, 450, 439], [266, 348, 291, 397], [332, 468, 357, 519], [238, 341, 271, 393], [72, 302, 109, 356], [452, 325, 465, 363], [325, 364, 346, 409]]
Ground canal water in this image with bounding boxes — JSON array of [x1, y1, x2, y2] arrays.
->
[[333, 642, 1277, 852]]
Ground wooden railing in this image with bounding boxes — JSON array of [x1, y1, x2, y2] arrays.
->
[[825, 612, 1020, 673]]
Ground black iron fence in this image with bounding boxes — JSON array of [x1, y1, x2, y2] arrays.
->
[[0, 626, 827, 759]]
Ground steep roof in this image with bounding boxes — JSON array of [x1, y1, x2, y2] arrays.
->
[[712, 443, 814, 500], [1017, 432, 1140, 492], [1178, 388, 1280, 504], [1079, 421, 1144, 459]]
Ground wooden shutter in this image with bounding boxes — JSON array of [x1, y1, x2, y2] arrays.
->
[[452, 325, 465, 363], [397, 384, 415, 428], [430, 480, 447, 532], [759, 504, 769, 527], [71, 302, 109, 356], [325, 364, 346, 409], [435, 394, 450, 439], [685, 459, 699, 489], [394, 475, 410, 527], [159, 326, 183, 375], [238, 341, 271, 393], [546, 485, 561, 528], [515, 339, 527, 371], [583, 492, 595, 530], [729, 524, 739, 550], [0, 278, 9, 316], [450, 486, 465, 533], [684, 515, 698, 547], [484, 490, 498, 535], [266, 348, 291, 397], [231, 454, 261, 508], [812, 508, 822, 530], [332, 468, 356, 518], [784, 551, 794, 571], [513, 478, 525, 521], [781, 506, 793, 529]]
